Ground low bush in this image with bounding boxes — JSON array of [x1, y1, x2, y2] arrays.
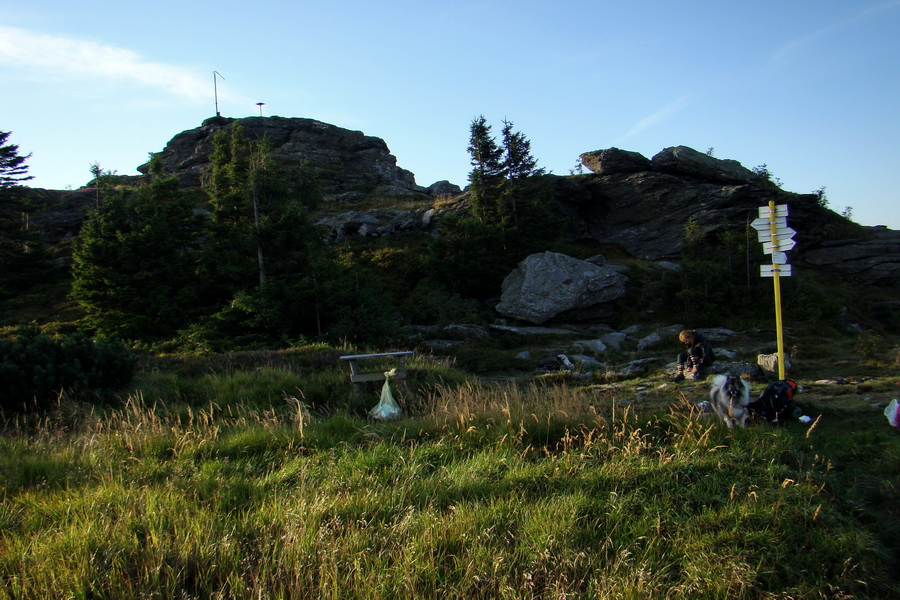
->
[[0, 326, 135, 411]]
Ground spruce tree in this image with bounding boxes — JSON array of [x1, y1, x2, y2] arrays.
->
[[203, 123, 322, 295], [0, 131, 47, 296], [71, 163, 204, 340], [501, 119, 544, 180], [466, 115, 505, 223], [194, 121, 346, 347], [438, 116, 554, 299], [0, 131, 33, 188], [466, 116, 544, 227]]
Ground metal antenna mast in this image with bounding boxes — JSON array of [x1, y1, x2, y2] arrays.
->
[[213, 71, 224, 116]]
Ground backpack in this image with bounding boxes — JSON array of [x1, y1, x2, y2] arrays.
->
[[748, 379, 799, 423]]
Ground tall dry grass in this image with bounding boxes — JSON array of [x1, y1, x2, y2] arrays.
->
[[0, 379, 897, 599]]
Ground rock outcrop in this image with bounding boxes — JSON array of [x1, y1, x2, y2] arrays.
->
[[579, 148, 651, 175], [25, 187, 95, 246], [140, 116, 429, 198], [496, 252, 628, 324], [800, 227, 900, 285], [650, 145, 760, 185], [315, 208, 437, 242], [557, 145, 885, 280]]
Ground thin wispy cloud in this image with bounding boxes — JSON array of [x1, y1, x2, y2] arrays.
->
[[774, 0, 900, 63], [0, 25, 208, 102], [616, 95, 694, 143]]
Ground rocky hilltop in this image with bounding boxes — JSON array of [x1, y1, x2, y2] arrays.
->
[[20, 117, 900, 288], [559, 146, 900, 286], [139, 115, 450, 199]]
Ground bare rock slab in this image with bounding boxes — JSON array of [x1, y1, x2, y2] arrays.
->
[[496, 252, 627, 324]]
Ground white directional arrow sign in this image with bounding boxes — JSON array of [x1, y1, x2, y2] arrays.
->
[[751, 216, 787, 232], [771, 252, 788, 265], [761, 264, 792, 277], [763, 237, 797, 253], [756, 225, 796, 242], [759, 204, 788, 219]]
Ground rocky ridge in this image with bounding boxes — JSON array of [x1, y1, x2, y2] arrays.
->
[[19, 119, 900, 289]]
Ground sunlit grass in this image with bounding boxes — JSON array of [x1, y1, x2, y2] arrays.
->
[[1, 372, 898, 598]]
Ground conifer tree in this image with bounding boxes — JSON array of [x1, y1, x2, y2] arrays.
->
[[0, 131, 33, 188], [71, 161, 204, 340], [204, 122, 318, 291], [193, 121, 342, 347], [437, 116, 555, 299], [501, 119, 544, 180], [0, 130, 46, 296], [467, 116, 505, 223], [466, 116, 543, 226]]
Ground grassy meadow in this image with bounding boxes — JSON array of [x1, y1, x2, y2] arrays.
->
[[1, 345, 899, 599]]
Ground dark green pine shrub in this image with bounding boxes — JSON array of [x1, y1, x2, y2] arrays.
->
[[0, 326, 135, 411]]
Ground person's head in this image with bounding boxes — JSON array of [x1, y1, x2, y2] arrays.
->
[[678, 330, 697, 345]]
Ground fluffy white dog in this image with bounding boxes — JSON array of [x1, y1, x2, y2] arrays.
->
[[709, 374, 751, 428]]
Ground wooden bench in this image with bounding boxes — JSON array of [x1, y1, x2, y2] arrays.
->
[[339, 351, 414, 385]]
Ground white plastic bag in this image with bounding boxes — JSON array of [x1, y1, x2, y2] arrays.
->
[[369, 369, 402, 421], [884, 399, 900, 430]]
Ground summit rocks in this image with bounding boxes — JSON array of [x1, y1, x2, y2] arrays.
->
[[139, 116, 432, 198]]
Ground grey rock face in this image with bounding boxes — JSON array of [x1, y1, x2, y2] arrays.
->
[[20, 125, 899, 290], [315, 208, 435, 241], [496, 252, 627, 324], [571, 339, 609, 354], [651, 146, 759, 185], [140, 116, 425, 197], [441, 324, 491, 341], [427, 180, 463, 196], [553, 163, 836, 262], [26, 187, 96, 244], [800, 228, 900, 285], [580, 147, 652, 175]]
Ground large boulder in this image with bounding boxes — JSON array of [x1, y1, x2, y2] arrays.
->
[[651, 145, 759, 185], [427, 180, 463, 196], [580, 148, 651, 175], [496, 252, 627, 324]]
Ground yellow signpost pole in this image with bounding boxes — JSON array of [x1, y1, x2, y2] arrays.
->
[[768, 200, 787, 379]]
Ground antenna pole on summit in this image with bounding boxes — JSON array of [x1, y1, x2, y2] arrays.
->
[[213, 71, 224, 116]]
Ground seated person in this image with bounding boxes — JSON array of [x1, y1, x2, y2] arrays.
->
[[674, 329, 715, 382]]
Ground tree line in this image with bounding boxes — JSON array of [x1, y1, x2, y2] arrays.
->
[[67, 123, 407, 349], [0, 119, 557, 350], [3, 119, 831, 350]]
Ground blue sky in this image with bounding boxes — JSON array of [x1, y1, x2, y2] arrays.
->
[[2, 0, 899, 229]]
